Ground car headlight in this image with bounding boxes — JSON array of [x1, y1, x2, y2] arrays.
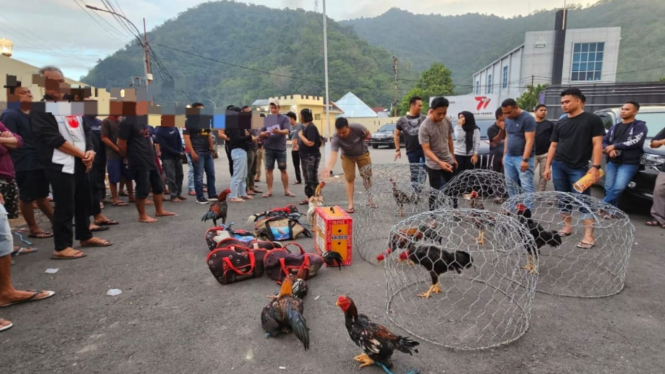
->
[[642, 153, 665, 167]]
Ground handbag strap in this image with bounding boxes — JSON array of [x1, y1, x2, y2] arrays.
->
[[282, 242, 305, 254], [279, 255, 310, 278], [220, 247, 256, 275]]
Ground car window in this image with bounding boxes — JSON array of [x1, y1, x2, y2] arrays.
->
[[596, 112, 615, 130], [378, 124, 396, 132], [636, 112, 665, 137]]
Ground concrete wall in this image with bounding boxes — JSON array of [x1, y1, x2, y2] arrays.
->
[[560, 27, 621, 85], [473, 46, 524, 103], [521, 31, 556, 89]]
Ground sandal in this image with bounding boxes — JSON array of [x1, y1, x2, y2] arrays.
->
[[51, 249, 86, 260], [81, 238, 112, 248], [229, 198, 245, 203], [262, 192, 273, 198], [111, 201, 128, 206], [345, 207, 355, 214], [0, 290, 55, 308], [28, 232, 53, 239], [90, 226, 110, 233], [241, 195, 254, 200], [285, 192, 296, 197], [558, 230, 574, 237], [576, 241, 595, 249], [94, 219, 119, 226], [645, 220, 662, 227], [299, 199, 309, 206], [0, 319, 13, 332], [11, 247, 38, 257]]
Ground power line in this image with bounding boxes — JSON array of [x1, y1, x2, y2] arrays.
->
[[73, 0, 127, 44]]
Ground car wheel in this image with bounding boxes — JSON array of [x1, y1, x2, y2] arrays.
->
[[372, 145, 378, 149]]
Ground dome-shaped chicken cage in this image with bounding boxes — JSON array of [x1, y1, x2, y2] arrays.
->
[[354, 178, 452, 264], [502, 192, 634, 298], [382, 209, 538, 350], [442, 169, 522, 212], [358, 163, 429, 186]]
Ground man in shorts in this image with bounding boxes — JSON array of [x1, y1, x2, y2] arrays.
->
[[102, 115, 134, 205], [321, 117, 372, 213], [259, 99, 295, 197]]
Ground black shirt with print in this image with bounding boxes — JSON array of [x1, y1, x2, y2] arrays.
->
[[118, 116, 157, 171]]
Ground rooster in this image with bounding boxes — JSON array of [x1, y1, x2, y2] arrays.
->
[[399, 244, 474, 299], [336, 295, 420, 374], [387, 221, 443, 252], [514, 203, 563, 274], [462, 191, 489, 245], [248, 204, 299, 223], [201, 188, 231, 227], [390, 178, 419, 218], [307, 182, 326, 225], [261, 274, 310, 350]]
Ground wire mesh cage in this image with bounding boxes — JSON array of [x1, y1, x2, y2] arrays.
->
[[358, 163, 428, 186], [354, 179, 452, 264], [501, 191, 634, 298], [382, 209, 538, 350], [442, 169, 522, 212]]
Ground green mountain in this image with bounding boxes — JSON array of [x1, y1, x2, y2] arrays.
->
[[82, 1, 418, 108], [341, 0, 665, 93]]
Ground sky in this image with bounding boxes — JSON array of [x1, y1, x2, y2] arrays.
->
[[0, 0, 602, 80]]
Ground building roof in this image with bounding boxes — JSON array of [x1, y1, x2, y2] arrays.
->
[[334, 92, 378, 118]]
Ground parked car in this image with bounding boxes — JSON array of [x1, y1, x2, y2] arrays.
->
[[594, 106, 665, 204], [369, 123, 404, 149]]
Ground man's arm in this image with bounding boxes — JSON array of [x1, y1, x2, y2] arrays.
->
[[183, 132, 196, 160], [101, 136, 119, 153], [503, 133, 509, 156], [543, 142, 558, 180], [614, 123, 648, 150], [117, 139, 128, 158], [523, 131, 535, 160], [0, 123, 21, 149], [591, 136, 604, 166], [320, 150, 339, 178], [208, 132, 214, 151], [422, 143, 453, 172], [602, 127, 612, 150]]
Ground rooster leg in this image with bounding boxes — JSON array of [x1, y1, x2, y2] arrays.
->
[[522, 254, 536, 274], [476, 230, 485, 245], [398, 206, 403, 218], [417, 284, 437, 299], [430, 283, 441, 294], [354, 353, 375, 368]]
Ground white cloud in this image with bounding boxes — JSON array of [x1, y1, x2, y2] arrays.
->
[[0, 0, 600, 80]]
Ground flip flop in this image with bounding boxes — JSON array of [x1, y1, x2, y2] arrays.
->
[[11, 247, 38, 257], [90, 226, 110, 232], [28, 232, 53, 239], [262, 192, 273, 198], [576, 241, 595, 249], [0, 290, 55, 308], [94, 219, 119, 226], [299, 200, 309, 206], [645, 220, 661, 227], [345, 208, 355, 214], [81, 239, 112, 248], [111, 202, 128, 207], [285, 192, 296, 197], [558, 231, 574, 237], [0, 319, 13, 332]]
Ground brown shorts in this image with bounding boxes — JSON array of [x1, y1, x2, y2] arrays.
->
[[341, 153, 372, 183]]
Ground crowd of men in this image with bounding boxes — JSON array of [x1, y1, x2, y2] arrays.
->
[[1, 65, 665, 333]]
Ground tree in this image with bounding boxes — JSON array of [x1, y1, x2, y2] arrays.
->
[[516, 84, 548, 112], [397, 63, 454, 116]]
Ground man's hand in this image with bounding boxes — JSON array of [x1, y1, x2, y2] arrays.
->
[[438, 160, 453, 172], [0, 131, 13, 138], [471, 154, 478, 165], [609, 150, 618, 158], [604, 144, 615, 153], [520, 160, 529, 172], [83, 150, 95, 163], [544, 167, 552, 181], [588, 167, 600, 180], [260, 131, 270, 138], [271, 128, 281, 134], [394, 149, 401, 161], [452, 158, 458, 169], [191, 151, 199, 163], [320, 168, 330, 179]]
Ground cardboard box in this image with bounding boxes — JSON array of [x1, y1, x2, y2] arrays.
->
[[314, 206, 353, 266]]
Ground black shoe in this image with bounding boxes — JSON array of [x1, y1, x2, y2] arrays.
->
[[196, 199, 210, 205]]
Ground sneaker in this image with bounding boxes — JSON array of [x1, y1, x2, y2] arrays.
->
[[196, 199, 210, 205], [208, 197, 218, 202]]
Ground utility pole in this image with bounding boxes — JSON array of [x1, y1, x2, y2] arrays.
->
[[323, 0, 331, 170], [393, 56, 398, 117]]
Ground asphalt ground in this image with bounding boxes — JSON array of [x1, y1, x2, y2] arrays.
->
[[2, 147, 664, 374]]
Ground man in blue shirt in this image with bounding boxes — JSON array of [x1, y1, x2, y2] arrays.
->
[[501, 99, 536, 198]]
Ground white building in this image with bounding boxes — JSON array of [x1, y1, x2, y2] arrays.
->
[[472, 9, 621, 104]]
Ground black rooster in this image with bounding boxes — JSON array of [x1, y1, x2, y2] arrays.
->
[[261, 275, 310, 350], [390, 178, 419, 218], [336, 295, 420, 374], [514, 203, 563, 274], [399, 244, 474, 299], [201, 188, 231, 226]]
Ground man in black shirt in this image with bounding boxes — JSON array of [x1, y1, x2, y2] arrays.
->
[[0, 85, 54, 238], [534, 104, 555, 192], [487, 107, 506, 174], [646, 128, 665, 228], [395, 96, 427, 185], [184, 102, 216, 204], [118, 113, 176, 223], [544, 88, 605, 249], [296, 108, 322, 205]]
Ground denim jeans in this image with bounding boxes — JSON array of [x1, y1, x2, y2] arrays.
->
[[406, 149, 426, 185], [504, 155, 535, 198], [230, 149, 248, 199], [186, 153, 194, 192], [194, 153, 216, 201], [603, 162, 639, 207], [551, 160, 591, 217]]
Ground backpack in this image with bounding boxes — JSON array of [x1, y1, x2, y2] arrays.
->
[[263, 243, 326, 282]]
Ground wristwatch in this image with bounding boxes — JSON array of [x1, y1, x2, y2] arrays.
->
[[395, 149, 401, 152], [592, 165, 601, 169], [522, 158, 529, 163]]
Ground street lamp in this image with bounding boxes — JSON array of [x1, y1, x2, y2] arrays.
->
[[322, 0, 331, 167], [201, 98, 217, 111], [0, 38, 13, 57], [85, 5, 153, 87]]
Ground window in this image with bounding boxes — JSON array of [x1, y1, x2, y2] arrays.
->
[[487, 74, 492, 94], [571, 42, 604, 81], [502, 66, 508, 89], [475, 80, 480, 95]]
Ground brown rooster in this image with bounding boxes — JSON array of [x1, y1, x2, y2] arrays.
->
[[462, 191, 488, 245], [307, 182, 326, 225], [201, 188, 231, 227], [390, 178, 419, 218], [261, 275, 310, 350]]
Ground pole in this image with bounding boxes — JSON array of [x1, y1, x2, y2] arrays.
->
[[393, 56, 398, 117], [203, 98, 217, 111], [323, 0, 331, 168], [143, 18, 151, 86]]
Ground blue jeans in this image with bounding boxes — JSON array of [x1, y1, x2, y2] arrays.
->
[[551, 160, 591, 217], [194, 153, 216, 201], [406, 149, 426, 185], [230, 149, 248, 199], [504, 155, 535, 198], [186, 154, 194, 192], [603, 162, 639, 207]]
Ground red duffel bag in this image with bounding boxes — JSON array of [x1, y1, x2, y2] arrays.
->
[[206, 244, 269, 285], [263, 243, 326, 282]]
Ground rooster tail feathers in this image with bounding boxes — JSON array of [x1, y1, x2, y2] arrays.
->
[[541, 230, 563, 247], [201, 211, 216, 222], [396, 336, 420, 355], [286, 305, 310, 350], [322, 251, 343, 270]]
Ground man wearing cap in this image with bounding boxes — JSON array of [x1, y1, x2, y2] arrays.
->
[[259, 99, 295, 198]]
